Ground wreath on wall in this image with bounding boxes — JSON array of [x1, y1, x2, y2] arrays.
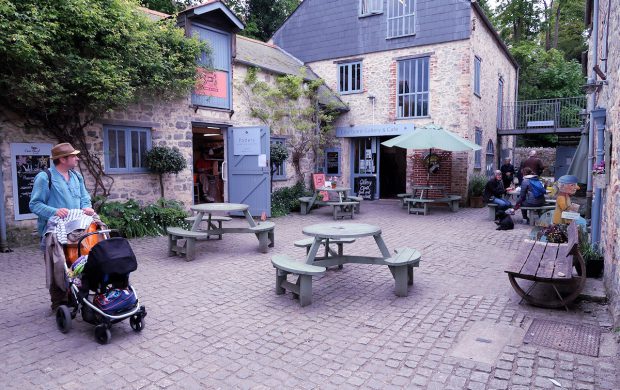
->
[[423, 152, 440, 174]]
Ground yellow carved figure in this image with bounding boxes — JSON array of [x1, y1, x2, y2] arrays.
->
[[553, 175, 580, 225]]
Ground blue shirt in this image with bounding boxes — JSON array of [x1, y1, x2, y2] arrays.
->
[[29, 165, 92, 236]]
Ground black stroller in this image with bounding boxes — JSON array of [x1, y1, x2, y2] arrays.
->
[[56, 230, 147, 344]]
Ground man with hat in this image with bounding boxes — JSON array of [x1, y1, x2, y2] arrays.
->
[[30, 142, 95, 312], [553, 175, 580, 225]]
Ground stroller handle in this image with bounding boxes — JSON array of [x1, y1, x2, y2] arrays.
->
[[76, 229, 118, 257]]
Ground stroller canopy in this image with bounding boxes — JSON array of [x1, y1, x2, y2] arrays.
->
[[83, 237, 138, 287]]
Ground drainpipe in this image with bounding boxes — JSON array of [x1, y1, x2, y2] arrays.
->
[[591, 108, 606, 246], [585, 0, 599, 223], [0, 151, 11, 252]]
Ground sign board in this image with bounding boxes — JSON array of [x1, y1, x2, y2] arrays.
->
[[312, 173, 328, 201], [354, 176, 376, 200], [325, 149, 340, 175], [10, 143, 52, 220], [195, 68, 228, 99], [561, 211, 581, 220], [336, 123, 414, 138], [233, 127, 261, 155], [527, 120, 554, 127]]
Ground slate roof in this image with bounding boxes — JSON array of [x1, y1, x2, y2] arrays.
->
[[236, 36, 348, 111]]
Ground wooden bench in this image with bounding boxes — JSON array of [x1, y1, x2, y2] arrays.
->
[[327, 201, 358, 220], [271, 255, 326, 307], [520, 204, 556, 225], [397, 193, 410, 208], [294, 237, 356, 270], [298, 196, 314, 215], [345, 196, 362, 213], [166, 227, 208, 261], [384, 247, 422, 297], [404, 195, 462, 215], [185, 215, 232, 240], [249, 221, 275, 253], [505, 223, 585, 309]]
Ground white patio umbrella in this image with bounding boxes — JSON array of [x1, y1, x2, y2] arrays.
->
[[381, 124, 482, 184]]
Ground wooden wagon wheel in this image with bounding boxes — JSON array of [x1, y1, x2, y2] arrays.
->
[[508, 252, 586, 309]]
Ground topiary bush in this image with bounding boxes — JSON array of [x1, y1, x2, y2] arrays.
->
[[271, 182, 311, 217], [144, 146, 187, 198]]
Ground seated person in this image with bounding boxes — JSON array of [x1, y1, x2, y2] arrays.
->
[[513, 167, 546, 224], [553, 175, 580, 225], [483, 170, 512, 213]]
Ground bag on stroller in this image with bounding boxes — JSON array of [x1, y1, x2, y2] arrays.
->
[[57, 233, 146, 345]]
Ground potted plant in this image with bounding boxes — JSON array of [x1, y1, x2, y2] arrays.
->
[[468, 173, 487, 208], [579, 238, 604, 278]]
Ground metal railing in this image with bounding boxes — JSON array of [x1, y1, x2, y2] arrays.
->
[[498, 96, 586, 133]]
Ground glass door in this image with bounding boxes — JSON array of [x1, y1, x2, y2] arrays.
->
[[351, 137, 380, 199]]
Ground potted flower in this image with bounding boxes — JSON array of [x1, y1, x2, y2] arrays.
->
[[579, 238, 604, 278], [468, 174, 487, 208]]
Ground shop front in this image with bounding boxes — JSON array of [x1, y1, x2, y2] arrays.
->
[[336, 124, 414, 200]]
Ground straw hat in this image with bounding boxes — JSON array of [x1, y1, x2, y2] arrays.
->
[[51, 143, 80, 159]]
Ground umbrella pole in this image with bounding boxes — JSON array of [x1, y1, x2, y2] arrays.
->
[[426, 148, 432, 186]]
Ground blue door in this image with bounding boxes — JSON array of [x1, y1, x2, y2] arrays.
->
[[226, 126, 271, 217]]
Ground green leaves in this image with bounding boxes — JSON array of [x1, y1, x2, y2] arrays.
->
[[145, 146, 187, 175]]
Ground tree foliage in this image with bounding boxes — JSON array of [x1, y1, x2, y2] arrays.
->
[[224, 0, 301, 41], [144, 146, 187, 198], [242, 67, 340, 183], [0, 0, 207, 196]]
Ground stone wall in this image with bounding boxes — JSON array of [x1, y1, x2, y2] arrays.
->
[[591, 0, 620, 327], [307, 11, 517, 200], [514, 147, 557, 178]]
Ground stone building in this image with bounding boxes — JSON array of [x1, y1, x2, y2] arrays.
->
[[272, 0, 518, 199], [0, 2, 345, 246], [585, 0, 620, 327]]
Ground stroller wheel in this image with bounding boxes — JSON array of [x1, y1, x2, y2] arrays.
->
[[94, 325, 111, 345], [55, 305, 72, 334], [130, 314, 144, 332]]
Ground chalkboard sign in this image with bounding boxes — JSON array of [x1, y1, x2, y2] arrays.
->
[[10, 143, 52, 220], [325, 148, 340, 175], [354, 176, 376, 200]]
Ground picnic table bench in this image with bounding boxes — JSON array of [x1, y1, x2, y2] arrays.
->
[[185, 215, 232, 240], [298, 186, 360, 219], [504, 222, 585, 309], [404, 195, 462, 215], [487, 202, 555, 223]]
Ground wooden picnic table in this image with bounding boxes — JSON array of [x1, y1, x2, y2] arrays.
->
[[270, 222, 421, 306], [307, 186, 351, 210], [167, 203, 274, 261]]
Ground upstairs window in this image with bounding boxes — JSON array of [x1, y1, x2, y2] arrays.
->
[[103, 125, 151, 174], [474, 128, 482, 169], [485, 140, 495, 177], [360, 0, 383, 16], [397, 56, 429, 118], [387, 0, 416, 38], [338, 62, 362, 94], [474, 56, 481, 97], [497, 77, 504, 129]]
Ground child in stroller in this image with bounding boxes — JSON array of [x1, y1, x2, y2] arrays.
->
[[57, 228, 147, 345]]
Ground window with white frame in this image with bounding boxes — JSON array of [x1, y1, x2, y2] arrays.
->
[[485, 140, 495, 177], [271, 137, 287, 181], [474, 128, 482, 169], [387, 0, 416, 38], [338, 62, 362, 94], [474, 56, 481, 97], [360, 0, 383, 16], [103, 125, 151, 173], [397, 56, 429, 118]]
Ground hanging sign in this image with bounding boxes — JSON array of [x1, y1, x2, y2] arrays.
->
[[10, 143, 53, 220], [233, 128, 261, 155], [195, 68, 228, 99]]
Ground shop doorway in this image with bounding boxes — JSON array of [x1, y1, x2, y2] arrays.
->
[[379, 137, 406, 198], [192, 125, 225, 204]]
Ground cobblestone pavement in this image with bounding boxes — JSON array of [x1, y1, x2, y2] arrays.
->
[[1, 200, 618, 389]]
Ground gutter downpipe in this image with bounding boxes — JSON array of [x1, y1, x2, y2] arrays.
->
[[588, 0, 601, 244], [591, 108, 606, 246], [585, 0, 599, 224], [0, 150, 11, 252]]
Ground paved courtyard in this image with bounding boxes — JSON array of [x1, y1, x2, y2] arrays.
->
[[0, 200, 618, 389]]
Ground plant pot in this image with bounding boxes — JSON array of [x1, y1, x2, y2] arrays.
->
[[469, 196, 484, 208], [585, 260, 604, 278]]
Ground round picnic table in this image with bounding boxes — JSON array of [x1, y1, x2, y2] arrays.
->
[[302, 222, 391, 264], [189, 203, 256, 231]]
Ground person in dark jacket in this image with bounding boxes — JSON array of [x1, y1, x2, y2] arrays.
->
[[521, 150, 544, 177], [514, 167, 546, 224], [500, 158, 516, 189], [483, 170, 512, 212]]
